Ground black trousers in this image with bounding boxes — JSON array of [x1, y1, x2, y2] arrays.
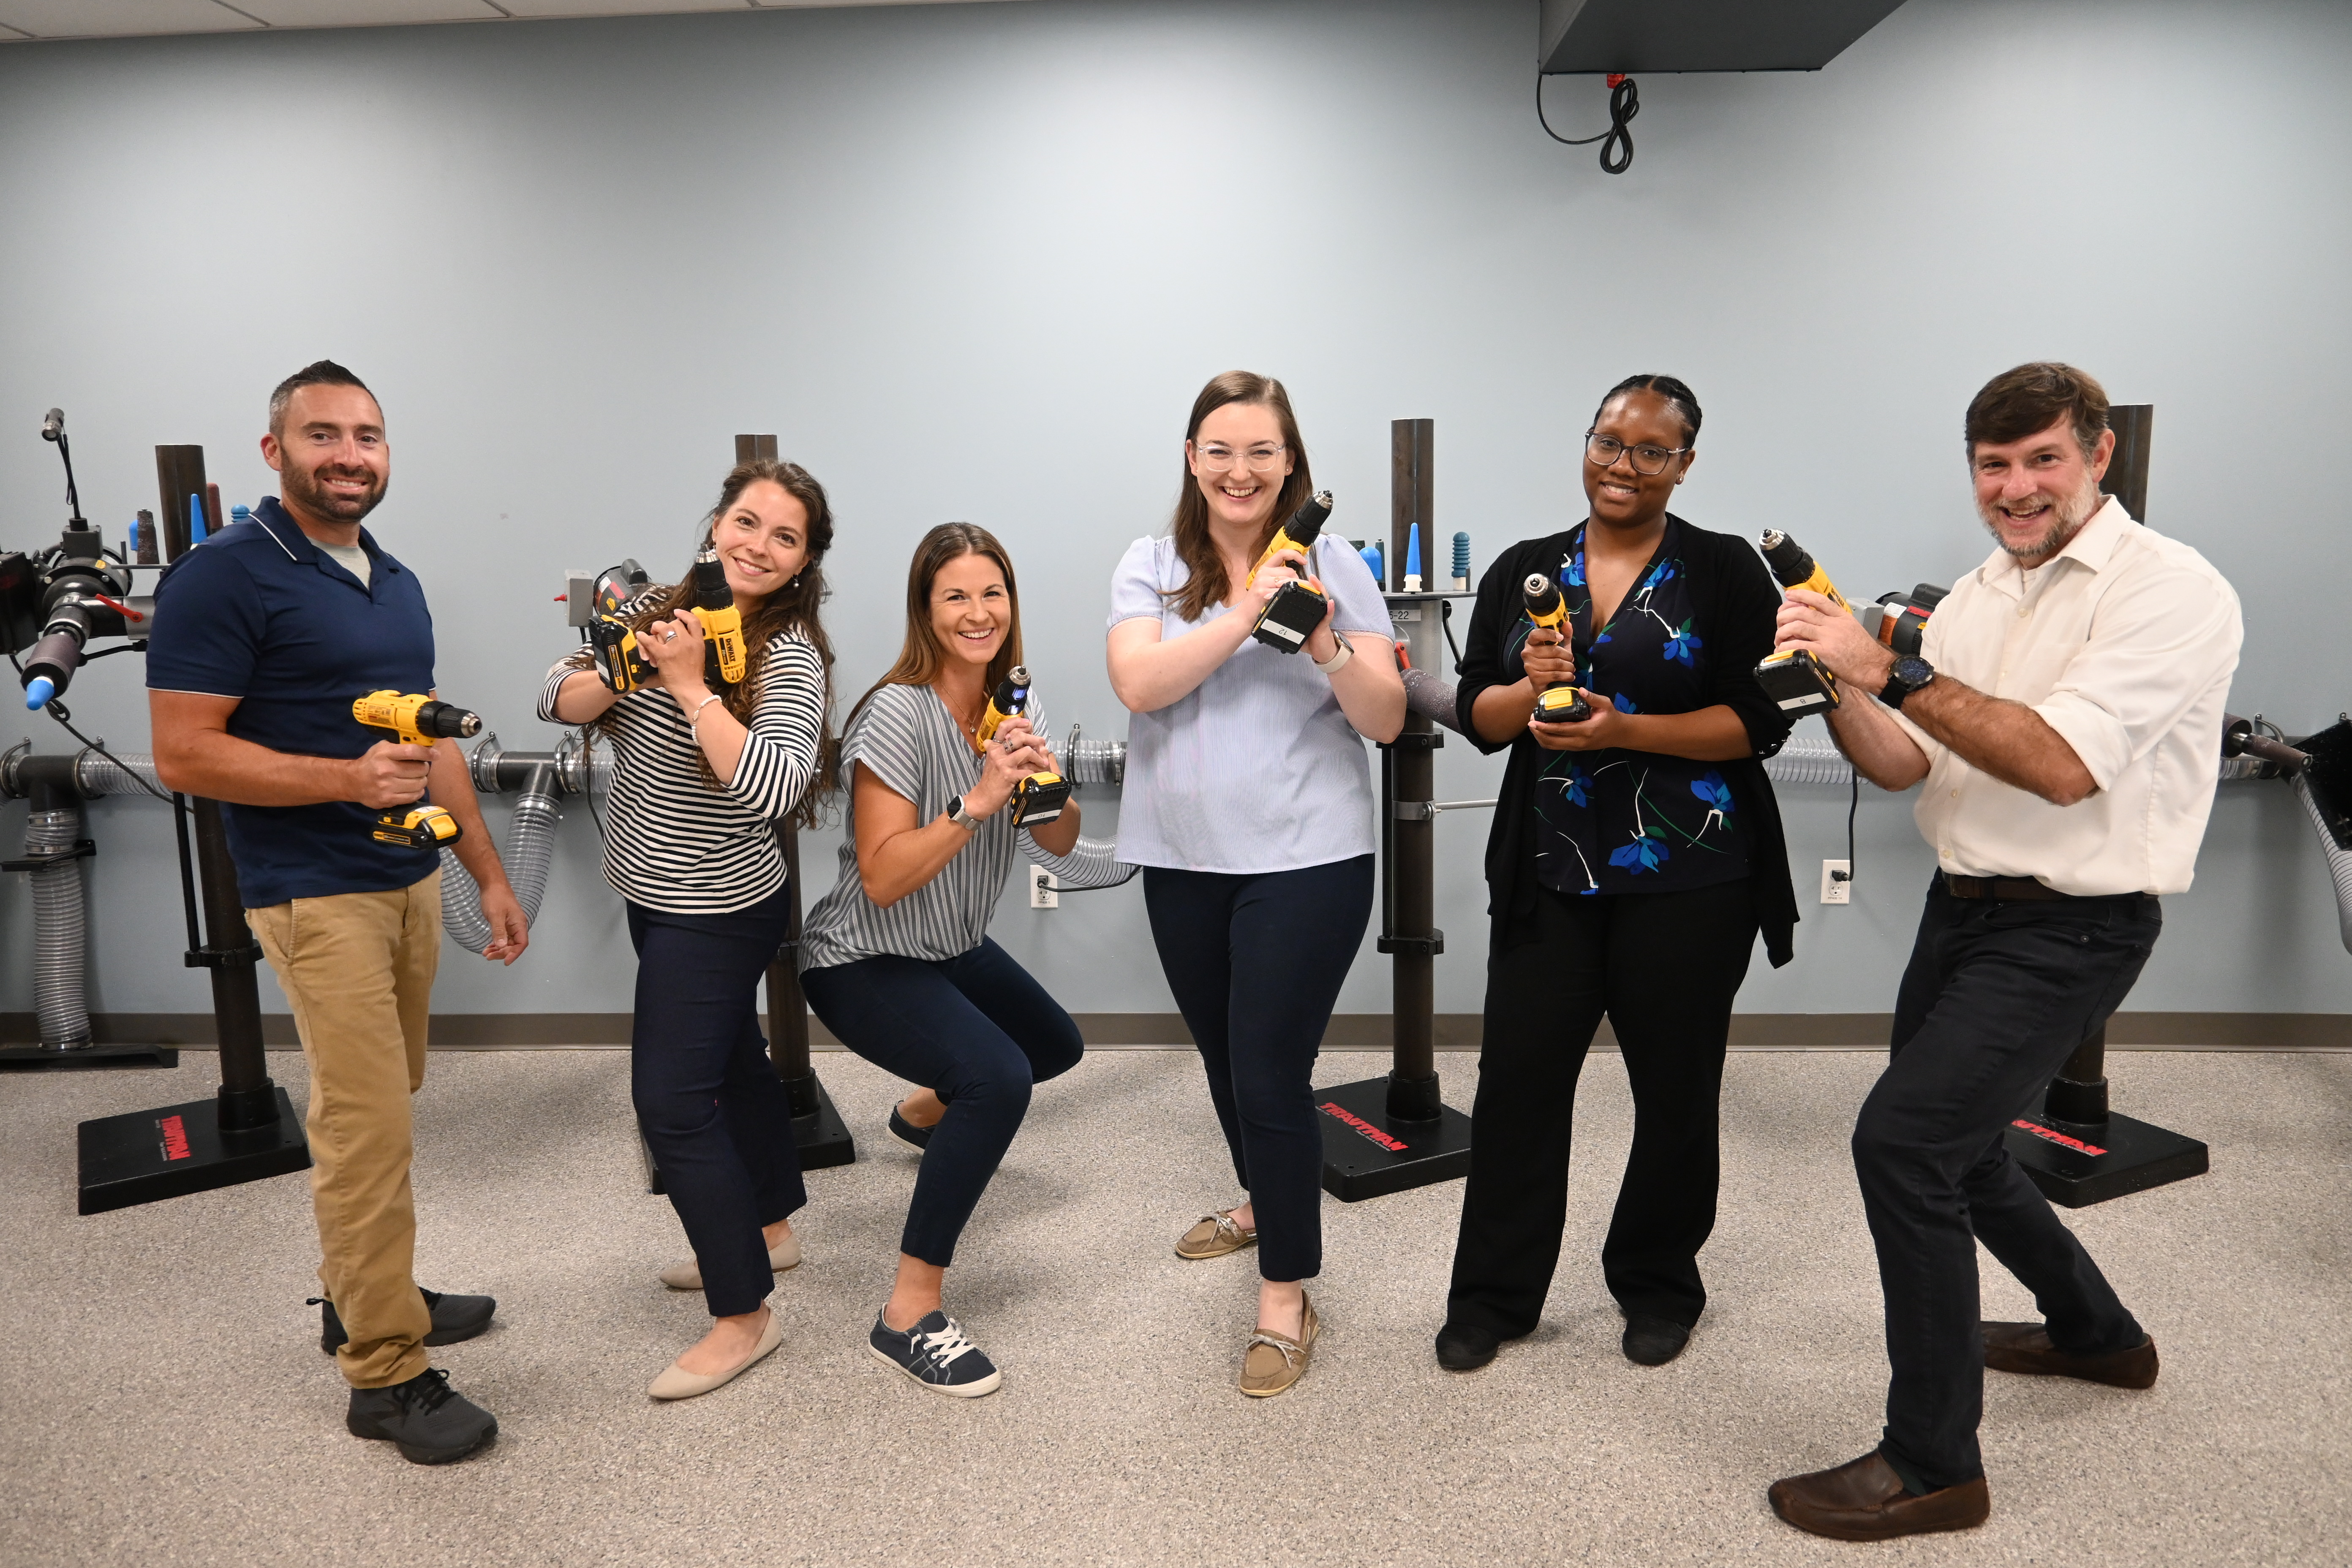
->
[[627, 886, 808, 1319], [1446, 877, 1758, 1337], [1861, 880, 2157, 1489], [1143, 856, 1374, 1283], [802, 937, 1084, 1268]]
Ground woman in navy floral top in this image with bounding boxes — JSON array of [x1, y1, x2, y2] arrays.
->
[[1435, 376, 1799, 1375]]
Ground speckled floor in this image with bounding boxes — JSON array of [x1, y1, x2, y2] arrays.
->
[[1, 1045, 2344, 1568]]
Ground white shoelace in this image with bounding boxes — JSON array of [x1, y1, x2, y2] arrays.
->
[[916, 1317, 983, 1370]]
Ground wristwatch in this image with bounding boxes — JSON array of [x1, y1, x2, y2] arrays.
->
[[1879, 655, 1936, 710], [946, 795, 983, 833]]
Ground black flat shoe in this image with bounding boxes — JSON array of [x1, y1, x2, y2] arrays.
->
[[887, 1106, 935, 1152], [1622, 1314, 1691, 1366], [1435, 1321, 1501, 1372], [314, 1289, 497, 1355]]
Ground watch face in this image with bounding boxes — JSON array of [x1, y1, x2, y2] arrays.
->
[[1892, 657, 1933, 688]]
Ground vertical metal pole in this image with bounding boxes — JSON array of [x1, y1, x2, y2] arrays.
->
[[2043, 1026, 2110, 1127], [2102, 405, 2152, 522], [1390, 418, 1433, 591], [155, 443, 282, 1134], [1384, 419, 1441, 1123]]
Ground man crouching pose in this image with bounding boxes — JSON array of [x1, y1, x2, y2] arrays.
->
[[1763, 362, 2240, 1539], [149, 361, 530, 1464]]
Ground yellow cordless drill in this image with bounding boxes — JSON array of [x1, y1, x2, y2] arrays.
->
[[973, 665, 1072, 828], [1754, 530, 1848, 717], [1521, 574, 1594, 724], [688, 546, 748, 689], [351, 691, 480, 849], [1247, 490, 1337, 653], [584, 549, 747, 695]]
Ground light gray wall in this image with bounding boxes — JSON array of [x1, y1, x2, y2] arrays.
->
[[3, 0, 2348, 1025]]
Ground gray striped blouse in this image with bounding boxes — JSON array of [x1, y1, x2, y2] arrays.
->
[[798, 681, 1063, 972]]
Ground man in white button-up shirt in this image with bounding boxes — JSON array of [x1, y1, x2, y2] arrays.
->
[[1761, 364, 2243, 1543]]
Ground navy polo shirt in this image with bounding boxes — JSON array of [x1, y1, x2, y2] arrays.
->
[[145, 496, 441, 908]]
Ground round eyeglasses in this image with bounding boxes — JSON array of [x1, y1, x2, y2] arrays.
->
[[1193, 442, 1288, 474]]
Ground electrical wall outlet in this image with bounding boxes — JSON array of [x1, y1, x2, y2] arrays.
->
[[1820, 859, 1852, 904], [1029, 864, 1059, 909]]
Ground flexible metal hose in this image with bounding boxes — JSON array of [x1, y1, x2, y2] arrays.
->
[[440, 765, 560, 955], [1025, 832, 1134, 890], [1763, 738, 1857, 787], [2292, 771, 2352, 955], [26, 806, 92, 1048]]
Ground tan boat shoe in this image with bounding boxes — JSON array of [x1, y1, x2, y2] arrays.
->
[[1238, 1294, 1319, 1398], [1175, 1208, 1258, 1260]]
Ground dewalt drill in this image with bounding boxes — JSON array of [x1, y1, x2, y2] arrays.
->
[[583, 547, 747, 695], [351, 691, 481, 849], [1754, 530, 1849, 717], [1247, 490, 1337, 653], [1521, 574, 1594, 724], [973, 665, 1073, 828]]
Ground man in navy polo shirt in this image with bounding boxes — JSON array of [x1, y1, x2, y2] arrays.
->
[[149, 361, 527, 1466]]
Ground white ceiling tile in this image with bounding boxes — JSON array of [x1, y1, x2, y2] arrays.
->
[[0, 0, 259, 38], [231, 0, 504, 23], [497, 0, 751, 15]]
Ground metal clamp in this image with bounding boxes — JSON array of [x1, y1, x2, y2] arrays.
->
[[1377, 930, 1446, 957], [184, 944, 264, 970], [3, 838, 95, 872]]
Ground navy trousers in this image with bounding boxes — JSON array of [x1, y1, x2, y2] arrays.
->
[[627, 886, 807, 1319], [802, 937, 1083, 1267], [1861, 879, 2158, 1489], [1143, 855, 1375, 1283]]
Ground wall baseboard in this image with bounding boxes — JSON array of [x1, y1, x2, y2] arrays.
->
[[9, 1010, 2348, 1051]]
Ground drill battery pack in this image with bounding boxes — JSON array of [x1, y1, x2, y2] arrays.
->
[[372, 803, 461, 851], [1009, 772, 1072, 829], [1755, 647, 1840, 716], [1251, 579, 1329, 653], [1533, 683, 1594, 725]]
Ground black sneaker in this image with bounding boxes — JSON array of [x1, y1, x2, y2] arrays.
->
[[1435, 1320, 1501, 1372], [1622, 1314, 1691, 1366], [312, 1289, 498, 1355], [887, 1107, 934, 1152], [345, 1368, 498, 1464], [867, 1309, 1002, 1398]]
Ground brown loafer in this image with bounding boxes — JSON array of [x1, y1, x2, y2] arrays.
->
[[1238, 1294, 1319, 1398], [1175, 1209, 1258, 1260], [1982, 1321, 2158, 1388], [1768, 1451, 1989, 1541]]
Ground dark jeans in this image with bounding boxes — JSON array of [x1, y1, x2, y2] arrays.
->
[[1143, 855, 1374, 1283], [1446, 877, 1758, 1338], [801, 937, 1083, 1268], [627, 886, 808, 1319], [1861, 879, 2159, 1489]]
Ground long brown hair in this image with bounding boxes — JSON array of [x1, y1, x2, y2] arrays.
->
[[848, 522, 1024, 732], [1165, 370, 1317, 623], [613, 458, 839, 827]]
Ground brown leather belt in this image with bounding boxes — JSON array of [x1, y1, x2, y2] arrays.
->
[[1940, 874, 2074, 901]]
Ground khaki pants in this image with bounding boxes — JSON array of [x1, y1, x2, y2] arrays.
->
[[247, 871, 442, 1389]]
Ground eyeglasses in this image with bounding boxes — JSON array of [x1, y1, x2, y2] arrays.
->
[[1193, 442, 1288, 474], [1585, 432, 1690, 476]]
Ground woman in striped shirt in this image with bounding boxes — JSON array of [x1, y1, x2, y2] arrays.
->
[[539, 459, 833, 1402], [798, 523, 1087, 1399]]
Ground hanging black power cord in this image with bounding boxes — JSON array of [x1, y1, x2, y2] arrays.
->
[[1838, 770, 1858, 892], [1538, 71, 1638, 174]]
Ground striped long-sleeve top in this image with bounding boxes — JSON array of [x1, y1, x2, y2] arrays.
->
[[537, 622, 825, 914]]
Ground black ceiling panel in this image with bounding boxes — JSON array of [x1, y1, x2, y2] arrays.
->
[[1539, 0, 1912, 75]]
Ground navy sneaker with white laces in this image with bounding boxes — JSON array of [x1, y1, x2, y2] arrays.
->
[[868, 1308, 1003, 1398]]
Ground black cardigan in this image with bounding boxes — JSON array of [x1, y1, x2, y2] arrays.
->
[[1451, 516, 1799, 967]]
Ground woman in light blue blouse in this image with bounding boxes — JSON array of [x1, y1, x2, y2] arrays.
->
[[1106, 369, 1404, 1397]]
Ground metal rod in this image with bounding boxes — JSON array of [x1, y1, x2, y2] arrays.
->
[[1390, 419, 1433, 592], [2102, 405, 2152, 522]]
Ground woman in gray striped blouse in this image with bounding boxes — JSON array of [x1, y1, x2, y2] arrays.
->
[[798, 523, 1087, 1399], [539, 459, 833, 1402]]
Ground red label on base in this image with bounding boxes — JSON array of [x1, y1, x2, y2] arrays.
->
[[158, 1114, 191, 1161], [2012, 1118, 2106, 1157], [1320, 1101, 1408, 1152]]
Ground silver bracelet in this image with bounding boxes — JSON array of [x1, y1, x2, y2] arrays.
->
[[1313, 631, 1355, 675]]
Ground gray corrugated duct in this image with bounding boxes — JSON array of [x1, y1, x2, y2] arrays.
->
[[441, 763, 560, 956], [2293, 772, 2352, 956], [26, 805, 92, 1047]]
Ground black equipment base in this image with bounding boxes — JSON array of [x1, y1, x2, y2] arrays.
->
[[1316, 1075, 1473, 1202], [76, 1086, 310, 1216], [0, 1043, 178, 1071], [642, 1071, 856, 1194], [2005, 1110, 2208, 1209]]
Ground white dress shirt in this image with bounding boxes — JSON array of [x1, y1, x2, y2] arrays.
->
[[1886, 495, 2243, 896]]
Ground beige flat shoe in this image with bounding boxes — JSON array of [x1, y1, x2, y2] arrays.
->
[[660, 1232, 802, 1291], [648, 1307, 785, 1401], [1239, 1293, 1319, 1398], [1175, 1209, 1258, 1260]]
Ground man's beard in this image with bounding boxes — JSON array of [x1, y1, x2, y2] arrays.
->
[[1979, 476, 2100, 564], [283, 459, 387, 525]]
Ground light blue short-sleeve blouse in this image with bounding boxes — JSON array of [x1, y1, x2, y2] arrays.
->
[[1106, 532, 1392, 874]]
